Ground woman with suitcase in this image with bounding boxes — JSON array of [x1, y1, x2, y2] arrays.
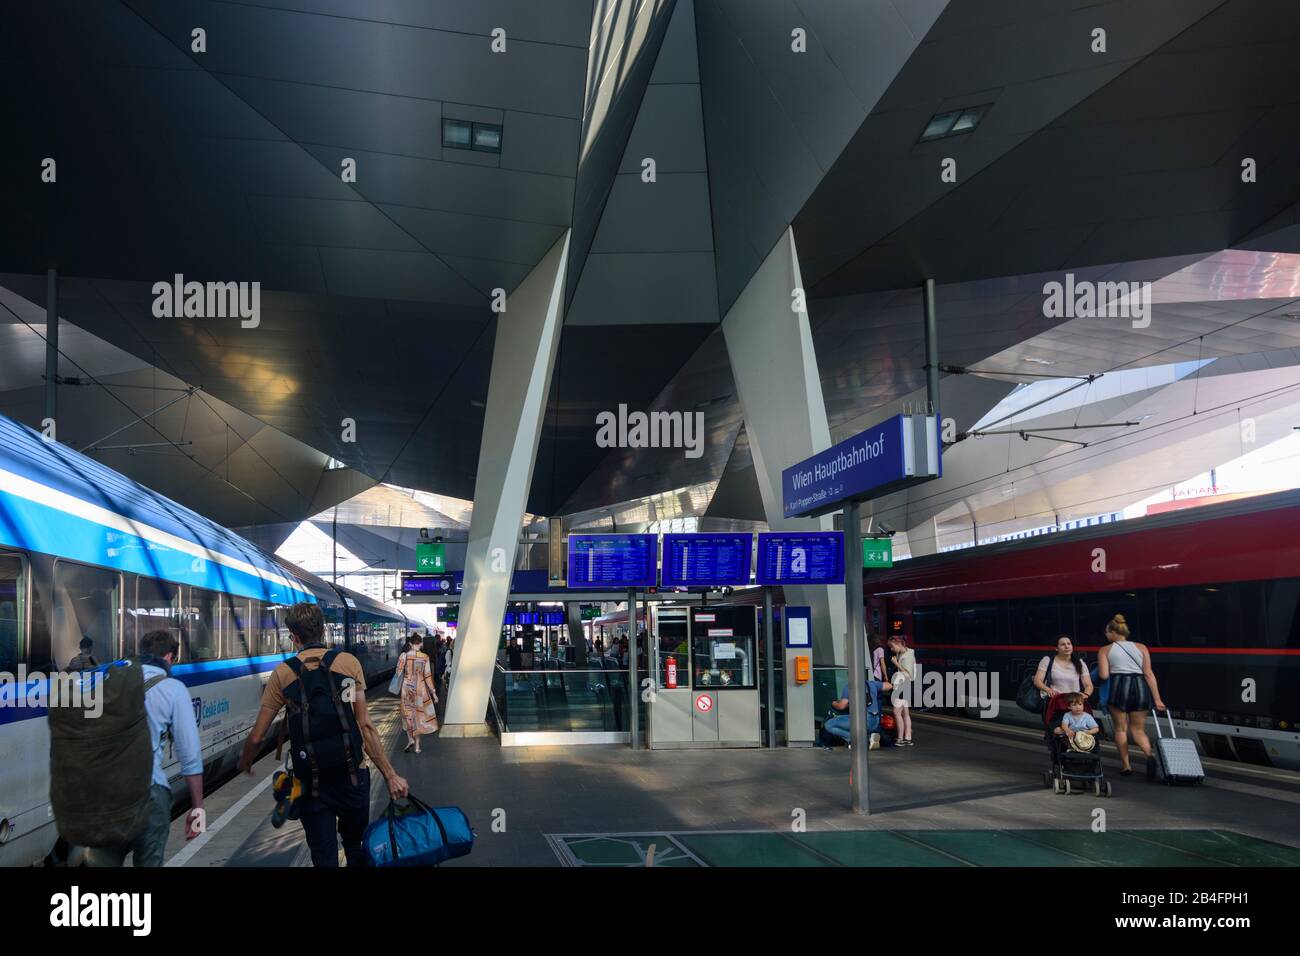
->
[[1096, 614, 1166, 776]]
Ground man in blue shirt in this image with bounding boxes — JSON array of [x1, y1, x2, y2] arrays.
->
[[85, 629, 205, 867], [822, 674, 891, 749]]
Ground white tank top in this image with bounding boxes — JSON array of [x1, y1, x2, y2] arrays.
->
[[1108, 641, 1144, 674]]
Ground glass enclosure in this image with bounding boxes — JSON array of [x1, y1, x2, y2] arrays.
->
[[691, 630, 756, 689]]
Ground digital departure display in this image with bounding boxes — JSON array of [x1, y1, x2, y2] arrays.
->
[[401, 574, 456, 594], [567, 534, 658, 588], [754, 531, 844, 585], [503, 611, 565, 626], [660, 533, 752, 587]]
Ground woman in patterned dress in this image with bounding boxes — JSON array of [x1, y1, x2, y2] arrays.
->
[[397, 633, 439, 752]]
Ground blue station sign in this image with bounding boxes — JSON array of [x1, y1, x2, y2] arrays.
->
[[781, 413, 942, 519]]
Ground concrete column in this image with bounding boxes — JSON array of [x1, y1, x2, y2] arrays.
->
[[720, 227, 846, 666], [442, 233, 570, 734]]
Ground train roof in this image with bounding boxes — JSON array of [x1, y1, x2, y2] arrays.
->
[[873, 487, 1300, 577], [0, 412, 313, 604]]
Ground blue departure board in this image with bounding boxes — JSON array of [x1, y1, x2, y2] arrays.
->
[[502, 611, 566, 626], [567, 534, 658, 587], [661, 533, 752, 587], [754, 531, 844, 585]]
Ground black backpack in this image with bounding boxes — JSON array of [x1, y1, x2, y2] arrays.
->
[[284, 648, 363, 795], [49, 660, 167, 847]]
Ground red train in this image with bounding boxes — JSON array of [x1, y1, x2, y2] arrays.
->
[[864, 489, 1300, 770]]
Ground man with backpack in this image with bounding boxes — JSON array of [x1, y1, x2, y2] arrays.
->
[[237, 602, 408, 867], [80, 629, 205, 866]]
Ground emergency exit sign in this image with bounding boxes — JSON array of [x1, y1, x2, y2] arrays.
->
[[417, 542, 446, 572], [863, 538, 893, 568]]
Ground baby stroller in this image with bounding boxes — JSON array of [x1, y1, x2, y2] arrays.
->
[[1041, 694, 1112, 797]]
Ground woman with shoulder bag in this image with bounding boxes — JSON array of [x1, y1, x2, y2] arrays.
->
[[1096, 614, 1166, 776], [397, 633, 440, 753], [1032, 634, 1093, 728]]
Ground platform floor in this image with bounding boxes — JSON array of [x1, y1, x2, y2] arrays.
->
[[167, 701, 1300, 867]]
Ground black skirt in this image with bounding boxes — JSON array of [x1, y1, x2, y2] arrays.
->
[[1109, 673, 1153, 712]]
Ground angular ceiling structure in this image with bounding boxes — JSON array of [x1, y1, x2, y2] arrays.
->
[[2, 0, 1299, 533]]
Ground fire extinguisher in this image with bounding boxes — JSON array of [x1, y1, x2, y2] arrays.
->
[[665, 655, 678, 689]]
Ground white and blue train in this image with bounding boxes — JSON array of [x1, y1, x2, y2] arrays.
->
[[0, 412, 413, 866]]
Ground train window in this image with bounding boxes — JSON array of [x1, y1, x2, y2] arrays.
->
[[1262, 579, 1300, 649], [953, 602, 1006, 646], [323, 605, 345, 648], [225, 596, 251, 660], [1072, 590, 1154, 647], [0, 554, 25, 673], [1008, 597, 1063, 648], [182, 588, 222, 662], [1155, 585, 1251, 649], [132, 578, 181, 655], [51, 562, 120, 670], [257, 603, 288, 656], [912, 606, 949, 645]]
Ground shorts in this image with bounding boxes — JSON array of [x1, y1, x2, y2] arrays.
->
[[1108, 673, 1152, 712]]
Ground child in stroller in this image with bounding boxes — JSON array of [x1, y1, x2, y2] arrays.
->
[[1042, 692, 1113, 797]]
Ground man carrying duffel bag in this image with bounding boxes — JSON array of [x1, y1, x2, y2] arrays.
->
[[365, 794, 473, 867], [238, 602, 408, 867]]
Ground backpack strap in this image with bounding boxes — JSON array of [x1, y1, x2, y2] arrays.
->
[[143, 674, 168, 693], [320, 650, 360, 788], [284, 656, 321, 797]]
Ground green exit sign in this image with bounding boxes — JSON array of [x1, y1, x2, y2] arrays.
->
[[417, 542, 446, 572], [863, 538, 893, 568]]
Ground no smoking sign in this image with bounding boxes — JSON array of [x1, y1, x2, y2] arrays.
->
[[695, 694, 714, 713]]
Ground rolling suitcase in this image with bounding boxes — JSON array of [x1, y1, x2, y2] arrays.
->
[[1151, 709, 1204, 785]]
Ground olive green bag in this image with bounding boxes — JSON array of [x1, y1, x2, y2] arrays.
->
[[48, 659, 160, 848]]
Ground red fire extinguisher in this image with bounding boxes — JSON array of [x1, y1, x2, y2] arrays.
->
[[665, 656, 678, 689]]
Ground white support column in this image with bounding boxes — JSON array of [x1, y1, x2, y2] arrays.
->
[[442, 233, 570, 734], [721, 227, 847, 721]]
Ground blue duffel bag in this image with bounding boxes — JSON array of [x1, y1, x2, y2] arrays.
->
[[364, 794, 474, 867]]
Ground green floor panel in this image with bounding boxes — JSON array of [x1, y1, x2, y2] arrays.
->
[[553, 829, 1300, 867], [1020, 830, 1226, 867], [904, 829, 1102, 867], [1122, 829, 1300, 867], [561, 835, 699, 867], [795, 830, 968, 867], [675, 832, 829, 867]]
